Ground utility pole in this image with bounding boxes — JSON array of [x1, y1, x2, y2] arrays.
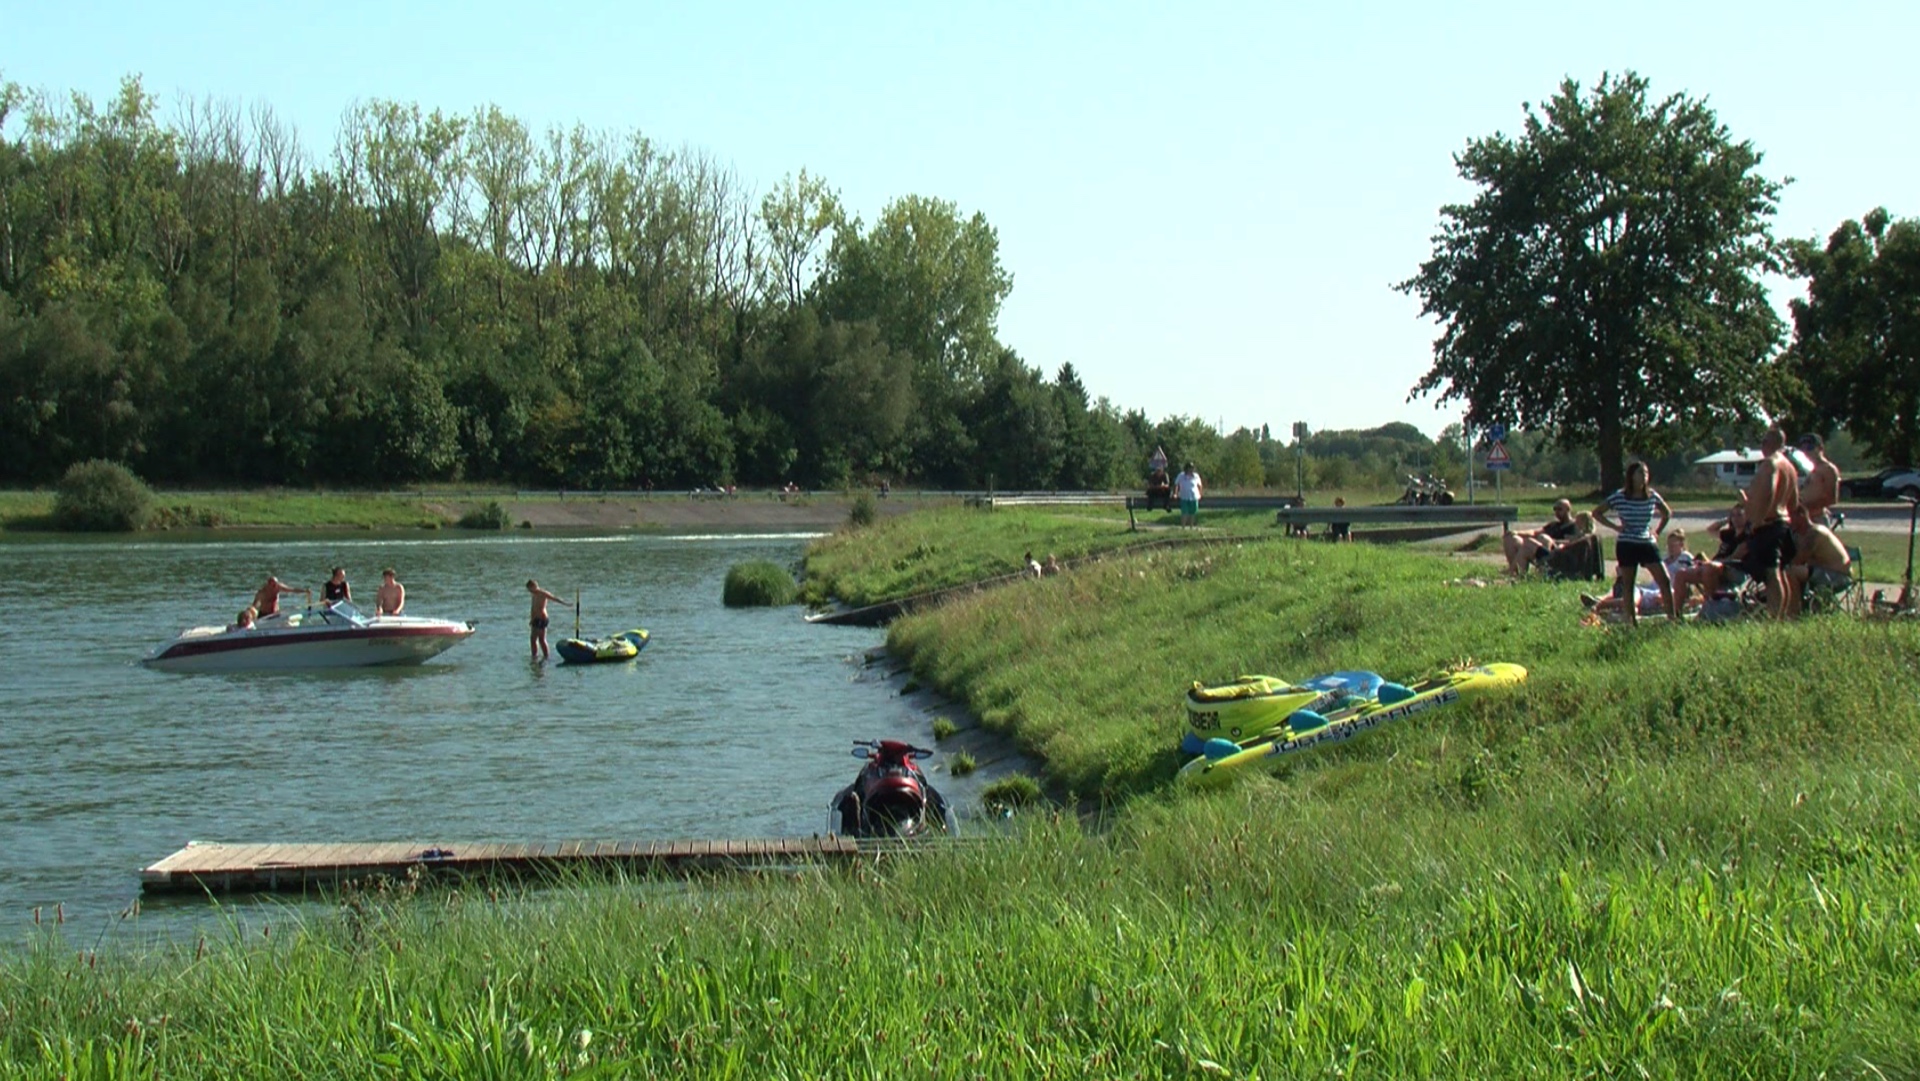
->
[[1292, 421, 1308, 501]]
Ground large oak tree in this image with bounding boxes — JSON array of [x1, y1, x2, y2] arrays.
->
[[1399, 72, 1785, 490]]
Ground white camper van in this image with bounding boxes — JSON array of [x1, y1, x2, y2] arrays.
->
[[1694, 448, 1811, 490]]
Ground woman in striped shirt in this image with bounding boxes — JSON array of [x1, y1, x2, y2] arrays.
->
[[1593, 460, 1675, 626]]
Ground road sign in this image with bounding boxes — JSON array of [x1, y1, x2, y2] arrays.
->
[[1292, 421, 1309, 441], [1485, 441, 1512, 471], [1487, 423, 1507, 444]]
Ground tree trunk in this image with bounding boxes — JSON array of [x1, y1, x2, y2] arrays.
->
[[1597, 408, 1624, 494]]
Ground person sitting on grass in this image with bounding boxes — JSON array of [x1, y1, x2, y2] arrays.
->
[[1584, 530, 1697, 617], [1671, 502, 1749, 609], [1593, 461, 1676, 626], [1503, 498, 1578, 576], [1784, 504, 1852, 612]]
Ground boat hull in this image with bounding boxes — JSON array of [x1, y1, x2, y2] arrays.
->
[[144, 620, 475, 673]]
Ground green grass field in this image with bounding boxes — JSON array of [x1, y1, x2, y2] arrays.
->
[[6, 506, 1918, 1076]]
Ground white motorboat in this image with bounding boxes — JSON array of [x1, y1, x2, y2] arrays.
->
[[143, 601, 477, 673]]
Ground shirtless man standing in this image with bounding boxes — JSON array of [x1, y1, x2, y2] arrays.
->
[[253, 575, 304, 619], [1795, 434, 1843, 527], [526, 579, 572, 662], [1744, 427, 1800, 619], [375, 568, 406, 616]]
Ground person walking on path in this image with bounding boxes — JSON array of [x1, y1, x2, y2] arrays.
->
[[1593, 460, 1675, 627], [526, 580, 573, 662], [1174, 462, 1205, 527]]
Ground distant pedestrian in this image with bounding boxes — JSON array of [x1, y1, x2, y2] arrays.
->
[[1174, 462, 1205, 526]]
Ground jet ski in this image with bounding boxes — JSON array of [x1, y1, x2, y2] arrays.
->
[[830, 739, 955, 838]]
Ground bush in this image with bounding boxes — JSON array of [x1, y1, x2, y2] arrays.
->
[[982, 774, 1042, 811], [723, 560, 797, 607], [948, 751, 977, 776], [848, 492, 878, 528], [457, 501, 512, 530], [52, 460, 153, 532], [931, 717, 957, 741]]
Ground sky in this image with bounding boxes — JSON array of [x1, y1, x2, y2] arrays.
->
[[4, 0, 1916, 439]]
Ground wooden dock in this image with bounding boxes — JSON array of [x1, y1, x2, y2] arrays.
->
[[141, 836, 942, 896]]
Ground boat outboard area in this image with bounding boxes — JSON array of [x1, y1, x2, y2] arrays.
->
[[142, 600, 477, 673]]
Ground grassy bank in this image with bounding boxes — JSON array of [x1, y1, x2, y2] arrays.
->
[[0, 489, 451, 533], [6, 508, 1919, 1076]]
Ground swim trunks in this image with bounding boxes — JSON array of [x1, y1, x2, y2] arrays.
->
[[1742, 520, 1793, 575], [530, 617, 550, 630]]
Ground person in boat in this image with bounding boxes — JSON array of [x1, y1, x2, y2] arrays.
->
[[321, 567, 351, 605], [375, 568, 406, 616], [526, 579, 573, 662], [252, 575, 305, 619], [228, 606, 257, 632]]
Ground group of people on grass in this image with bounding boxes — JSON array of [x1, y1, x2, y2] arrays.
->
[[1506, 428, 1852, 623]]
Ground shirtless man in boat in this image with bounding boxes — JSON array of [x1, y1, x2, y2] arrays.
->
[[526, 579, 572, 662], [375, 568, 405, 616], [1744, 427, 1801, 619], [252, 575, 305, 619]]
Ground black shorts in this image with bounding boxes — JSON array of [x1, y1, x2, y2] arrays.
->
[[1741, 521, 1793, 575], [530, 617, 549, 630], [1615, 539, 1662, 569]]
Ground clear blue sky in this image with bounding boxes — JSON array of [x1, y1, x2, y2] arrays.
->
[[4, 0, 1914, 438]]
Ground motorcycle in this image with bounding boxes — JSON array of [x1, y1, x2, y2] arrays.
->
[[1395, 474, 1456, 506], [830, 739, 956, 838]]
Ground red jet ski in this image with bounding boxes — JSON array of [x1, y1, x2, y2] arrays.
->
[[831, 739, 955, 838]]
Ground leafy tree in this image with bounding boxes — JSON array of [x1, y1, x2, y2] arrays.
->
[[1399, 72, 1785, 491], [1780, 209, 1920, 466]]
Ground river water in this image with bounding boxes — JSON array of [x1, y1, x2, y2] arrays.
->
[[0, 530, 896, 946]]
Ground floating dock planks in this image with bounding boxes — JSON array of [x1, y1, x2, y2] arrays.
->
[[139, 835, 948, 896]]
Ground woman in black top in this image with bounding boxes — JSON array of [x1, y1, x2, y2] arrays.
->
[[321, 567, 351, 604]]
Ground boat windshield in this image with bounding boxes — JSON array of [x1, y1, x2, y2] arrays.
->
[[315, 600, 369, 627]]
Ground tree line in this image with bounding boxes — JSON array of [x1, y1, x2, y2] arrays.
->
[[0, 76, 1245, 491]]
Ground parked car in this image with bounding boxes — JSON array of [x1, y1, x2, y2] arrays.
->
[[1842, 467, 1920, 501]]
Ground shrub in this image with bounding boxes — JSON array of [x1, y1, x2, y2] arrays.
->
[[982, 774, 1042, 811], [931, 717, 957, 741], [52, 460, 153, 532], [457, 501, 512, 530], [723, 560, 797, 607], [948, 751, 977, 776], [848, 492, 878, 528]]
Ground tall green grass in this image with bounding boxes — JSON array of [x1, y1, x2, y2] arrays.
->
[[8, 507, 1919, 1076]]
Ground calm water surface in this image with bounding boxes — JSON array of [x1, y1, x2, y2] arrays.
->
[[0, 531, 898, 944]]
